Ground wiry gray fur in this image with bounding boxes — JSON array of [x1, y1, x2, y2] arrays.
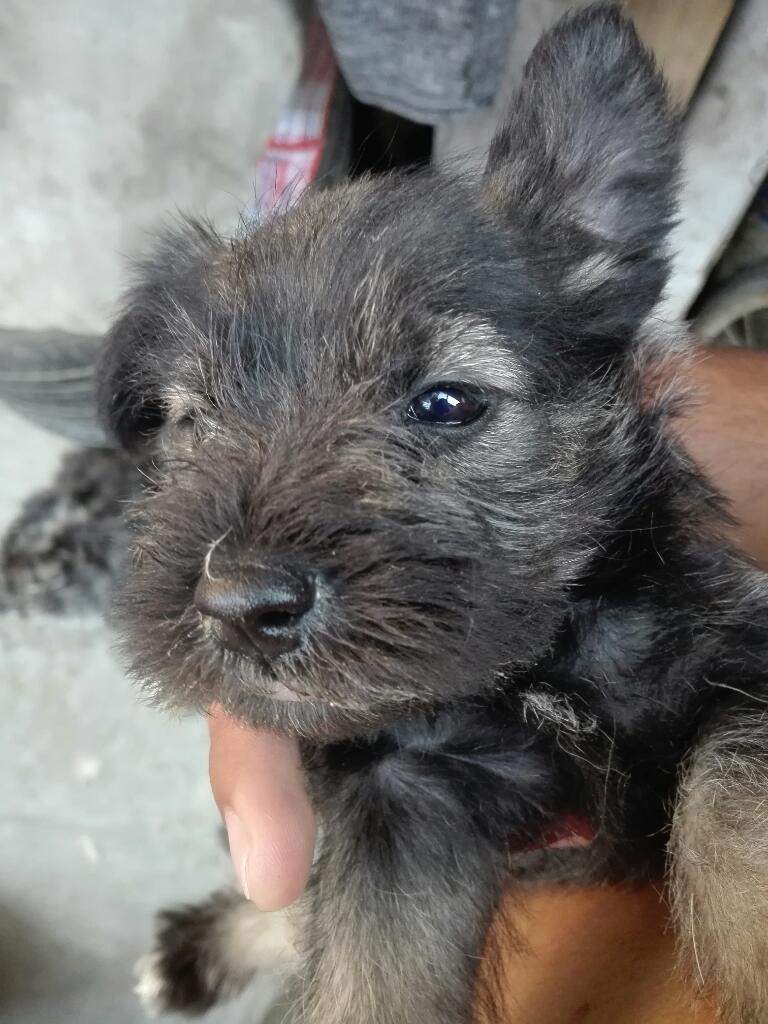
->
[[97, 7, 768, 1023]]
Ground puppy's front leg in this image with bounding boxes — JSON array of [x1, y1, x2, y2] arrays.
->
[[298, 713, 560, 1024]]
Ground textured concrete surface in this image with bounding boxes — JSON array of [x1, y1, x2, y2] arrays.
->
[[0, 0, 300, 334], [0, 1, 300, 1018], [0, 420, 283, 1024]]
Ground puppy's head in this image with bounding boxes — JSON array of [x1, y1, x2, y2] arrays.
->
[[99, 6, 680, 739]]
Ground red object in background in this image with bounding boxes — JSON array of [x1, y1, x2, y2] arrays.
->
[[252, 18, 338, 220]]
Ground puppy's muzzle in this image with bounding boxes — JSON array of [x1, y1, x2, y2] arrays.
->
[[194, 563, 315, 660]]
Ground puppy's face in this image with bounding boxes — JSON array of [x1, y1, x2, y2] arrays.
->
[[99, 8, 679, 739]]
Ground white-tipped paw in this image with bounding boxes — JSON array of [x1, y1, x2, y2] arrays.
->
[[134, 952, 170, 1018]]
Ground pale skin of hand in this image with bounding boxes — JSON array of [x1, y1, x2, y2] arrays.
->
[[208, 347, 768, 910]]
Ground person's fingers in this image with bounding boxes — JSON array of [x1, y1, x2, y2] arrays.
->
[[676, 347, 768, 571], [207, 705, 316, 910]]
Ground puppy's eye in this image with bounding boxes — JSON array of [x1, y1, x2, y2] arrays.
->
[[174, 413, 197, 438], [164, 411, 199, 448], [406, 385, 487, 426]]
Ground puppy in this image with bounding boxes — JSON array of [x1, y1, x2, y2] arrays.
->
[[98, 7, 768, 1022]]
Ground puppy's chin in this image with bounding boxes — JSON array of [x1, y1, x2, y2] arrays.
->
[[221, 689, 416, 743], [258, 679, 303, 703], [204, 655, 422, 740], [165, 638, 438, 741], [127, 610, 508, 741]]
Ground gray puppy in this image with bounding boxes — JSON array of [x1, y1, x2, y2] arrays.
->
[[98, 6, 768, 1023]]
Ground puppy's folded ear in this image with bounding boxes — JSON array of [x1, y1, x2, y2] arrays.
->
[[484, 4, 680, 333], [97, 293, 166, 450], [97, 219, 221, 450]]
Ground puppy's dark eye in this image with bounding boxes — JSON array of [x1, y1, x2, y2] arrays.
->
[[407, 385, 487, 426], [164, 411, 199, 449], [174, 413, 197, 438]]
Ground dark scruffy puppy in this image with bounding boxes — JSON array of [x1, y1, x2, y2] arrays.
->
[[98, 7, 768, 1023]]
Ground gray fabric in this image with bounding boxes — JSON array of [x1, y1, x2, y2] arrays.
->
[[318, 0, 517, 124], [0, 328, 108, 445]]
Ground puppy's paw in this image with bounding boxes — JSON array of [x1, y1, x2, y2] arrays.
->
[[136, 890, 296, 1017], [134, 951, 181, 1018], [135, 897, 239, 1017]]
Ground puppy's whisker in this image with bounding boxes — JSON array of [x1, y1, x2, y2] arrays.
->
[[202, 528, 233, 581]]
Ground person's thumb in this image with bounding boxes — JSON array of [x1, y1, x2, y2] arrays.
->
[[207, 705, 316, 910]]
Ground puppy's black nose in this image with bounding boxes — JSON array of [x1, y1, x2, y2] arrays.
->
[[194, 564, 315, 659]]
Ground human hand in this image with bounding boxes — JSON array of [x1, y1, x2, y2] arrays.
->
[[675, 347, 768, 571], [207, 704, 316, 910]]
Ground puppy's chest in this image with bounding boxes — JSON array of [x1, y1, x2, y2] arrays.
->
[[303, 599, 716, 869], [545, 597, 710, 741]]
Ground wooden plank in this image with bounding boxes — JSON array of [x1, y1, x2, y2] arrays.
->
[[663, 0, 768, 318], [627, 0, 735, 107]]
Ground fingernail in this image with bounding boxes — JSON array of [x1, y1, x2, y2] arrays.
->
[[223, 808, 251, 900]]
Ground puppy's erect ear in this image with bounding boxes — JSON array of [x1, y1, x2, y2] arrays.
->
[[484, 4, 680, 329]]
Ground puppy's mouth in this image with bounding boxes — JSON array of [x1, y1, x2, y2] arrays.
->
[[255, 678, 303, 703], [199, 613, 370, 713], [205, 622, 302, 700]]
